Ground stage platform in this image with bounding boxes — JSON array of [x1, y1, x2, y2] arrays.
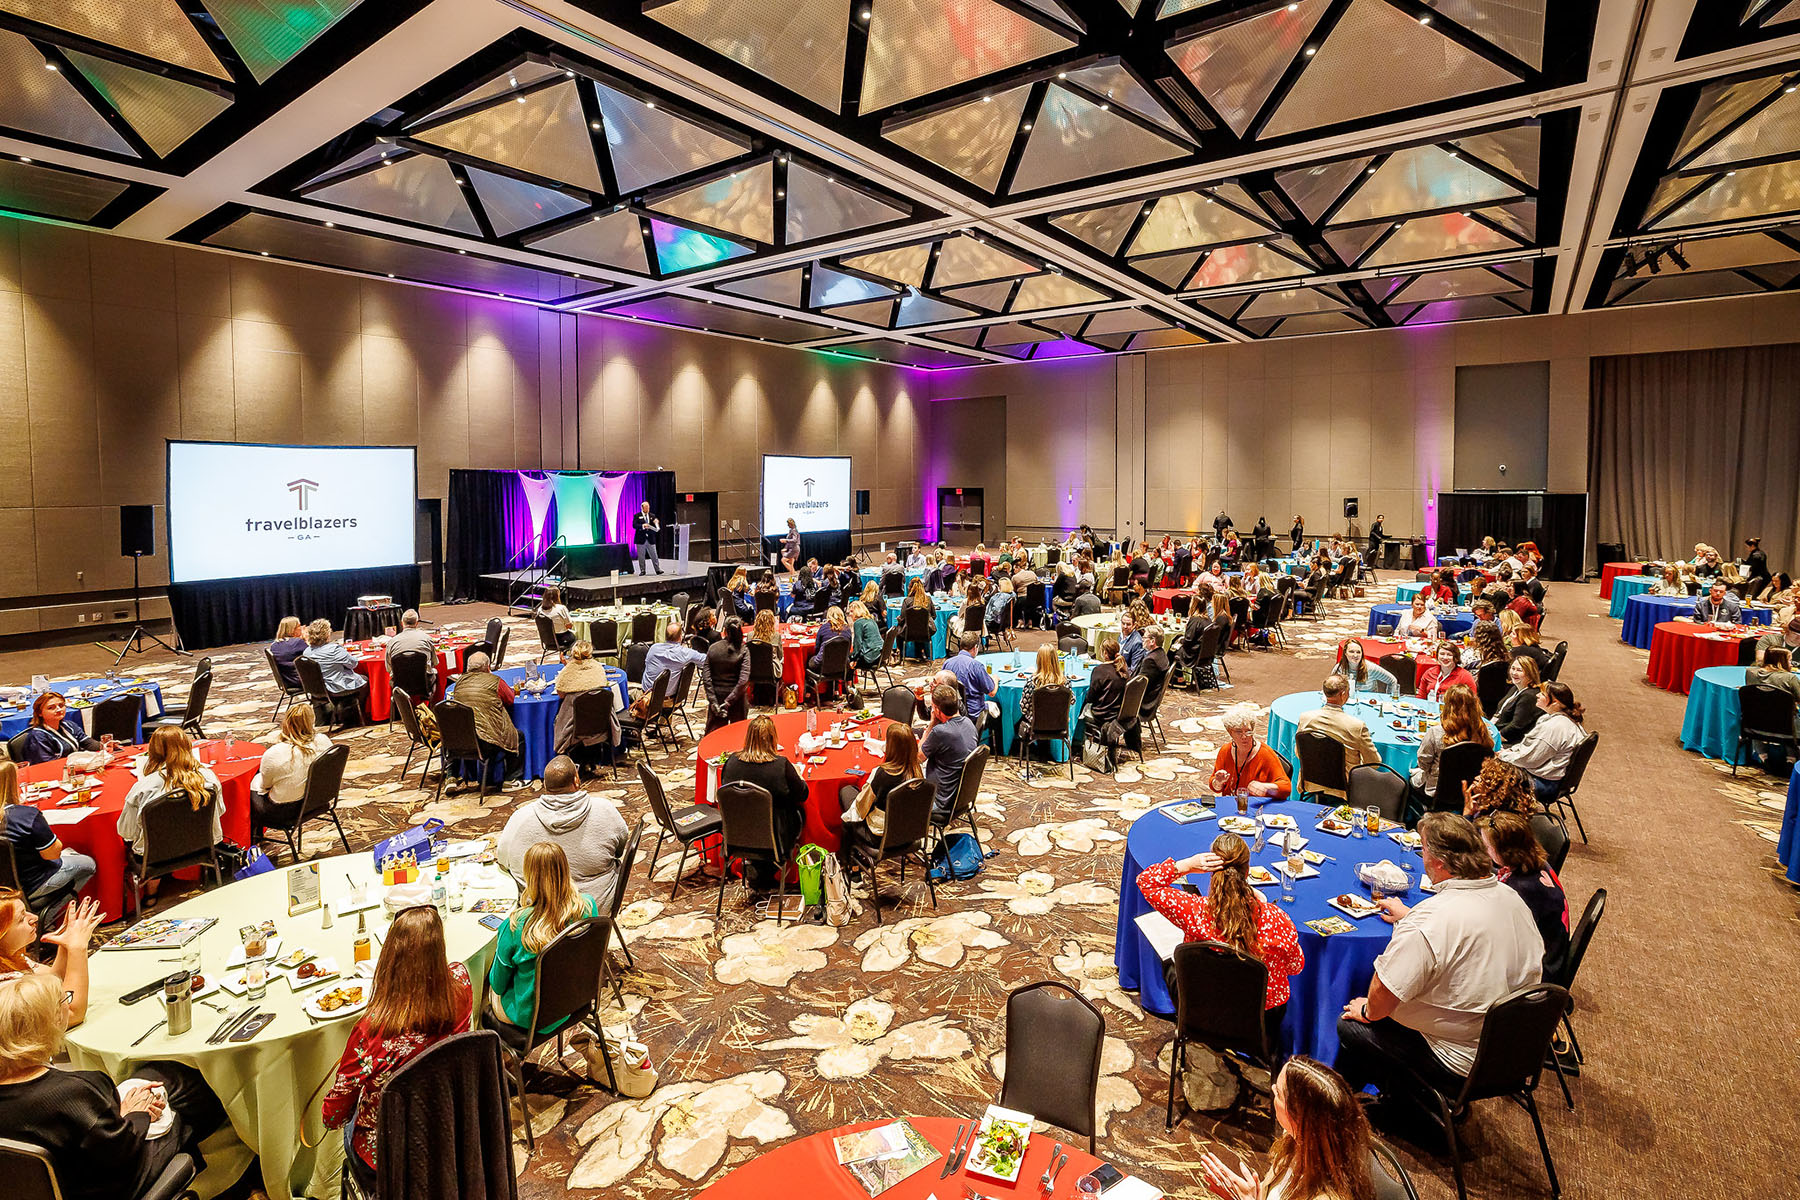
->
[[477, 562, 735, 609]]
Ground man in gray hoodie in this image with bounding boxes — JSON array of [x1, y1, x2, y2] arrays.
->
[[496, 755, 631, 907]]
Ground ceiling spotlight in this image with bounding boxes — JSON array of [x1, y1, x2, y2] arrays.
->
[[458, 248, 467, 254], [42, 58, 57, 71], [516, 94, 526, 103], [1304, 45, 1317, 55], [859, 7, 871, 18], [1419, 14, 1431, 24], [1728, 169, 1738, 176], [776, 188, 785, 198], [1668, 243, 1690, 270], [1367, 165, 1377, 174], [1788, 85, 1798, 93], [1288, 2, 1298, 8], [1057, 71, 1067, 79], [982, 95, 992, 103], [590, 120, 601, 129], [564, 69, 574, 77], [508, 75, 518, 87], [592, 213, 603, 221], [1099, 103, 1109, 111], [324, 221, 334, 227], [1648, 250, 1662, 274], [18, 156, 30, 164], [645, 100, 657, 109], [386, 273, 396, 278], [1022, 121, 1032, 130]]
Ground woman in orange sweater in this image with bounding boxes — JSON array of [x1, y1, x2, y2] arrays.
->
[[1208, 703, 1292, 800]]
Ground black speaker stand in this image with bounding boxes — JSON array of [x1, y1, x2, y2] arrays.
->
[[855, 515, 872, 565], [100, 552, 189, 666]]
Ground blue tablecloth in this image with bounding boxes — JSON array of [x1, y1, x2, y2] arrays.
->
[[1622, 594, 1695, 649], [1777, 765, 1800, 885], [980, 650, 1091, 762], [1394, 582, 1474, 605], [860, 567, 925, 591], [1680, 666, 1750, 765], [0, 678, 165, 742], [887, 598, 957, 660], [1606, 576, 1660, 619], [1266, 692, 1499, 782], [1115, 796, 1425, 1059], [448, 663, 626, 782], [1366, 605, 1474, 640]]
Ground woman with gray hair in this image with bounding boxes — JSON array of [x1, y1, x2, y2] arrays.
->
[[1209, 703, 1292, 800]]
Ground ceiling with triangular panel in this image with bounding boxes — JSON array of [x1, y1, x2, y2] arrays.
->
[[0, 1, 1788, 364]]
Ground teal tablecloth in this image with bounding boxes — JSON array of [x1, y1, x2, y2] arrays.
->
[[980, 650, 1091, 762], [1266, 692, 1499, 779], [886, 598, 958, 660], [1394, 582, 1475, 605], [1680, 665, 1750, 764], [1607, 576, 1660, 619]]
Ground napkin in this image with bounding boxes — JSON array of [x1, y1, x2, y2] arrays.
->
[[1362, 860, 1410, 890]]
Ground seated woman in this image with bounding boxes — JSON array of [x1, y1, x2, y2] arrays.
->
[[269, 615, 308, 688], [858, 581, 888, 632], [250, 704, 334, 848], [742, 575, 770, 620], [1461, 755, 1534, 820], [1505, 579, 1542, 629], [1389, 594, 1438, 642], [1653, 561, 1687, 597], [1409, 684, 1486, 805], [0, 974, 226, 1200], [0, 885, 103, 1024], [750, 608, 781, 652], [323, 906, 472, 1179], [984, 578, 1015, 634], [1336, 639, 1397, 699], [719, 716, 808, 889], [1200, 1058, 1378, 1200], [1426, 569, 1459, 607], [300, 619, 370, 722], [1492, 655, 1544, 747], [1498, 681, 1588, 802], [487, 843, 600, 1035], [807, 606, 852, 686], [536, 585, 574, 653], [1463, 619, 1510, 673], [1500, 609, 1551, 673], [847, 602, 884, 678], [1136, 832, 1304, 1049], [1758, 571, 1794, 605], [837, 723, 923, 870], [1414, 640, 1475, 702], [13, 693, 106, 765], [1209, 703, 1292, 800], [1081, 637, 1127, 732], [1, 761, 96, 914], [116, 727, 224, 900], [1481, 811, 1569, 980], [553, 640, 622, 761], [703, 618, 750, 734], [1018, 645, 1070, 754]]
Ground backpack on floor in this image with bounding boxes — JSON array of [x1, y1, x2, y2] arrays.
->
[[928, 832, 986, 882]]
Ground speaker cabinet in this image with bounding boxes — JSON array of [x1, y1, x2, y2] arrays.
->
[[120, 505, 155, 557]]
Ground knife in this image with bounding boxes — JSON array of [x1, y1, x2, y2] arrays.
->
[[204, 1005, 246, 1043], [939, 1123, 968, 1179], [950, 1124, 976, 1174], [210, 1005, 258, 1045]]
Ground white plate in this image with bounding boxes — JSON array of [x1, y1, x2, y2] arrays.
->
[[1219, 816, 1259, 835], [304, 984, 370, 1021], [1260, 813, 1297, 830], [1388, 831, 1422, 851], [1315, 819, 1356, 838], [963, 1105, 1034, 1183], [270, 946, 314, 972], [226, 937, 281, 969], [1326, 893, 1382, 919], [281, 956, 341, 991], [1246, 865, 1279, 887], [1274, 859, 1321, 880]]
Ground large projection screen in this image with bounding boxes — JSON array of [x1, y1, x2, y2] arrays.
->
[[167, 441, 418, 584], [761, 454, 852, 534]]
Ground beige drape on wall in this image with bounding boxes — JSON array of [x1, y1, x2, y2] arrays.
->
[[1589, 344, 1800, 575]]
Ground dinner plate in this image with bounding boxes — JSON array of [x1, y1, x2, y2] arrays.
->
[[304, 984, 370, 1021], [1326, 893, 1381, 919]]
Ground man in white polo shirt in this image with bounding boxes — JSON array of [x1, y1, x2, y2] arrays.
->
[[1336, 811, 1543, 1105]]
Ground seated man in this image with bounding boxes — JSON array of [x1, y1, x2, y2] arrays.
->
[[879, 552, 906, 588], [495, 755, 630, 906], [641, 620, 706, 695], [385, 609, 438, 696], [1692, 579, 1743, 625], [452, 651, 521, 779], [1757, 613, 1800, 665], [301, 618, 370, 722], [1071, 585, 1103, 617], [1336, 812, 1543, 1112], [920, 683, 976, 819], [1295, 674, 1380, 799], [905, 545, 927, 570], [1118, 609, 1146, 673], [944, 633, 998, 724], [1133, 628, 1170, 706]]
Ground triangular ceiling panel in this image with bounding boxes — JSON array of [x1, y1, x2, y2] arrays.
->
[[594, 82, 749, 194], [1129, 191, 1273, 257], [1051, 200, 1144, 256], [810, 265, 897, 307], [415, 80, 604, 193], [1037, 312, 1093, 336], [1262, 0, 1521, 139], [1010, 84, 1189, 193], [0, 30, 135, 155], [465, 166, 584, 236], [414, 64, 563, 126], [1166, 0, 1330, 136], [896, 293, 978, 326], [717, 268, 805, 307], [1427, 0, 1546, 71], [1688, 86, 1800, 169], [883, 85, 1030, 193], [930, 236, 1037, 288], [823, 297, 896, 326], [202, 0, 364, 83], [859, 0, 1076, 112], [647, 162, 775, 245], [1186, 241, 1312, 290], [64, 50, 232, 157], [650, 219, 753, 272], [10, 0, 228, 79], [1011, 273, 1107, 310], [1674, 76, 1787, 164], [1127, 327, 1210, 350], [1331, 144, 1523, 225], [1456, 124, 1541, 186], [784, 163, 908, 244], [308, 153, 480, 234], [1360, 212, 1519, 268], [1134, 252, 1202, 288], [1390, 266, 1525, 303], [940, 280, 1016, 311], [984, 322, 1058, 347], [1241, 286, 1349, 319], [1276, 157, 1372, 222], [1062, 62, 1191, 140], [1324, 223, 1390, 267], [1086, 309, 1169, 336], [840, 243, 932, 288], [931, 326, 986, 346], [1651, 159, 1800, 230], [646, 0, 851, 111], [526, 210, 649, 274]]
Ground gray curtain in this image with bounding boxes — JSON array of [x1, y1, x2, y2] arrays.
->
[[1589, 344, 1800, 576]]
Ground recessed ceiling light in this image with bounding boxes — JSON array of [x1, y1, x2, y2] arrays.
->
[[775, 188, 785, 198], [260, 250, 269, 256], [42, 59, 57, 71], [458, 248, 467, 254], [1304, 45, 1316, 55], [1789, 85, 1798, 93], [1419, 14, 1430, 24], [645, 101, 656, 109], [590, 120, 601, 129], [982, 95, 991, 102], [18, 156, 30, 164], [1022, 122, 1032, 130], [1366, 166, 1376, 174], [324, 221, 334, 227], [1099, 103, 1109, 111], [564, 69, 574, 77], [386, 273, 396, 278], [1057, 71, 1067, 79], [516, 95, 526, 103], [1287, 2, 1298, 8], [508, 75, 518, 87], [859, 7, 870, 18]]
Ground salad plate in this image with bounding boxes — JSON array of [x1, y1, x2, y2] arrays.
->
[[963, 1105, 1034, 1183]]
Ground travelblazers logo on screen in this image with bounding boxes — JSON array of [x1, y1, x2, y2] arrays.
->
[[245, 477, 359, 536]]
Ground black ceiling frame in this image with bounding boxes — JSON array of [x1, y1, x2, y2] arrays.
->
[[1677, 0, 1800, 60]]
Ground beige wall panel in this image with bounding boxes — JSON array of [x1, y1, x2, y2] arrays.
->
[[1259, 378, 1293, 492], [414, 350, 468, 500], [1288, 385, 1331, 484], [1327, 372, 1373, 495], [90, 238, 175, 314], [34, 506, 109, 593], [295, 324, 365, 445], [93, 302, 180, 506], [0, 291, 32, 507], [24, 295, 100, 507], [174, 314, 236, 442], [0, 221, 18, 294], [230, 319, 302, 444], [231, 259, 360, 333], [1225, 379, 1266, 488], [174, 251, 231, 318], [19, 224, 90, 304], [465, 343, 519, 467], [0, 508, 37, 596], [360, 334, 421, 448]]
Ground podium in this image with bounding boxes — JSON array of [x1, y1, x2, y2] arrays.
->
[[675, 522, 692, 574]]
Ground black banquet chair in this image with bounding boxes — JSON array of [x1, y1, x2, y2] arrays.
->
[[638, 762, 722, 899], [348, 1031, 516, 1200], [1735, 683, 1799, 777], [128, 790, 225, 916], [997, 981, 1104, 1152], [1166, 939, 1276, 1128], [713, 781, 796, 923], [1, 1136, 198, 1200], [1295, 730, 1350, 801], [254, 743, 351, 864]]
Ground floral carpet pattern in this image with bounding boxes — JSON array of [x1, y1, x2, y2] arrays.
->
[[104, 586, 1405, 1199]]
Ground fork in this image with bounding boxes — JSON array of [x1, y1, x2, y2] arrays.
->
[[1039, 1142, 1062, 1190]]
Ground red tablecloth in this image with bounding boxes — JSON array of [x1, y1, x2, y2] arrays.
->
[[1150, 587, 1196, 614], [1599, 561, 1646, 599], [778, 623, 817, 690], [692, 711, 890, 854], [350, 638, 478, 720], [698, 1116, 1105, 1199], [1647, 621, 1756, 694], [19, 740, 262, 920], [1343, 636, 1420, 670]]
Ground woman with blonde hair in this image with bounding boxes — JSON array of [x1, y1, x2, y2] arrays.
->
[[269, 614, 307, 688], [1200, 1057, 1376, 1200], [250, 703, 334, 849], [1492, 654, 1543, 746], [487, 842, 599, 1031], [838, 723, 923, 868], [536, 584, 574, 653], [116, 728, 223, 896], [1410, 684, 1486, 803], [858, 580, 888, 632], [1018, 644, 1069, 752]]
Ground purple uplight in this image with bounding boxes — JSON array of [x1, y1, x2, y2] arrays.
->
[[1029, 338, 1103, 360]]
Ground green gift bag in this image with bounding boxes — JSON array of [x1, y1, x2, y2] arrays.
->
[[794, 843, 827, 907]]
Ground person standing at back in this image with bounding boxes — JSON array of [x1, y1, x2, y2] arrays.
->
[[633, 501, 661, 576]]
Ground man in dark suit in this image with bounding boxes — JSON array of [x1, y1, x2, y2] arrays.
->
[[1367, 513, 1386, 558], [1134, 629, 1171, 709], [632, 501, 661, 576]]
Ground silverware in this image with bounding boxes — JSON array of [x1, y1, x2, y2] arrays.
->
[[131, 1017, 166, 1046], [951, 1123, 976, 1174], [204, 1006, 243, 1043], [1047, 1152, 1068, 1191], [209, 1005, 256, 1045], [939, 1123, 968, 1179], [1040, 1143, 1062, 1190]]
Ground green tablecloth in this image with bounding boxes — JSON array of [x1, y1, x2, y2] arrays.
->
[[570, 604, 679, 665], [66, 852, 516, 1200]]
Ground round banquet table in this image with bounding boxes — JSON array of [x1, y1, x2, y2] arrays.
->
[[696, 1116, 1107, 1199], [779, 621, 820, 689], [570, 604, 679, 663], [1599, 561, 1650, 599], [1679, 665, 1753, 764], [980, 650, 1091, 761], [1394, 581, 1475, 605], [693, 710, 894, 853], [1775, 764, 1800, 885], [1339, 635, 1437, 677], [1266, 692, 1498, 780], [858, 566, 925, 591], [18, 740, 261, 921], [885, 597, 957, 660], [447, 662, 626, 781], [1647, 621, 1762, 694], [66, 851, 515, 1200], [1150, 586, 1196, 614], [1114, 797, 1423, 1059], [0, 676, 165, 741], [1605, 575, 1660, 619], [1367, 605, 1474, 639], [1069, 611, 1185, 649], [1620, 593, 1696, 649], [349, 636, 479, 720]]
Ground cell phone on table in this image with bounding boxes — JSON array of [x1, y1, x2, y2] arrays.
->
[[1088, 1163, 1126, 1192], [478, 914, 505, 930]]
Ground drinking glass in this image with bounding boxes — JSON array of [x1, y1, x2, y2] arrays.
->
[[1235, 789, 1249, 816], [1076, 1175, 1103, 1198], [1365, 805, 1381, 834]]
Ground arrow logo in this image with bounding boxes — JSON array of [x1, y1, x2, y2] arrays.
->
[[802, 477, 815, 497], [288, 478, 320, 511]]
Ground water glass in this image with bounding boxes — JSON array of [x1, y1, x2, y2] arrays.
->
[[1076, 1175, 1103, 1198]]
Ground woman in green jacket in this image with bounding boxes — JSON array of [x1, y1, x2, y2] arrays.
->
[[847, 600, 885, 672], [487, 842, 599, 1032]]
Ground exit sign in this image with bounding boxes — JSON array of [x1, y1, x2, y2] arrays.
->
[[684, 493, 694, 502]]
